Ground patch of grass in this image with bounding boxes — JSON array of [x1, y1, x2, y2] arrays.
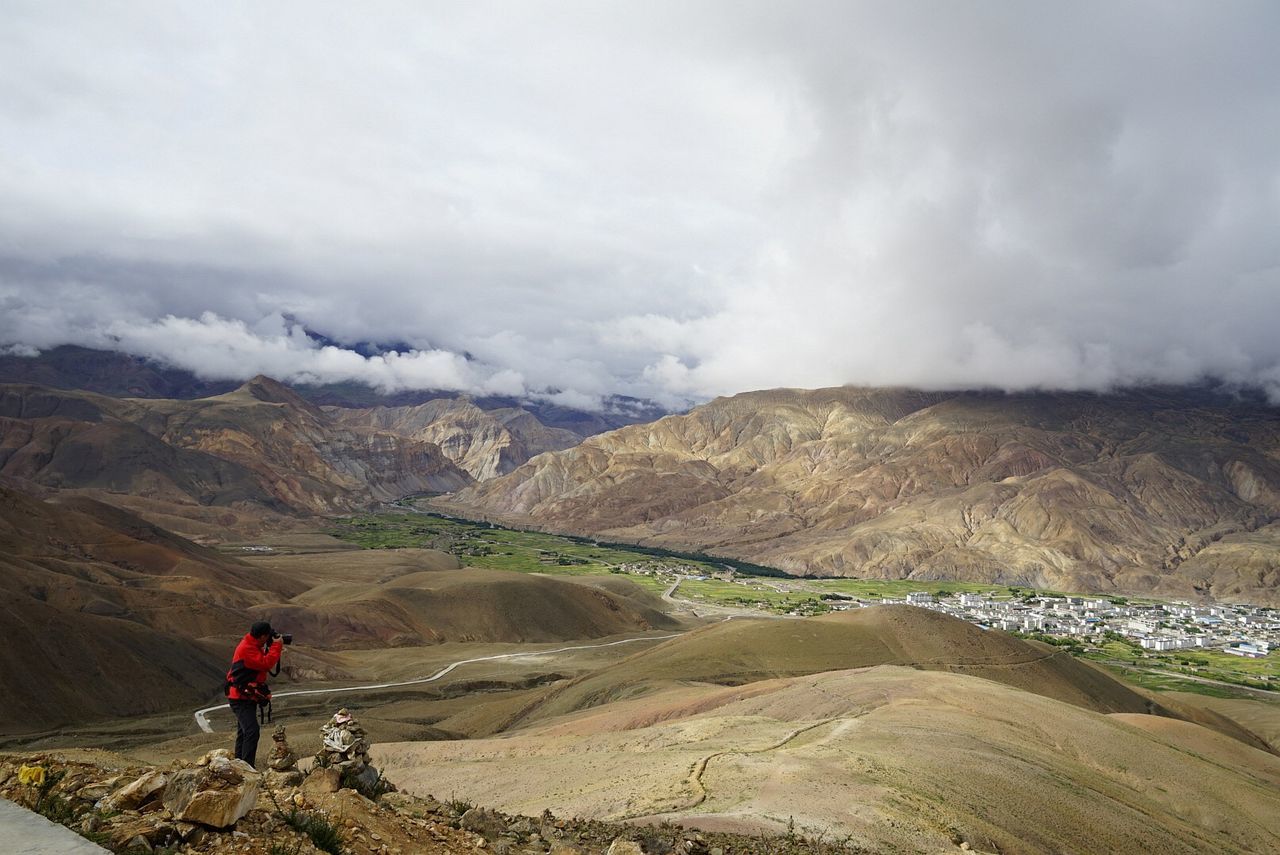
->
[[445, 795, 474, 815], [1093, 663, 1257, 699], [274, 793, 345, 855]]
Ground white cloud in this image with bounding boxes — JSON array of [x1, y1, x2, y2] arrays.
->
[[1, 1, 1278, 409]]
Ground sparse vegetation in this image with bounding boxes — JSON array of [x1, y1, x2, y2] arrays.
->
[[271, 789, 345, 855], [280, 806, 344, 854], [446, 795, 475, 815]]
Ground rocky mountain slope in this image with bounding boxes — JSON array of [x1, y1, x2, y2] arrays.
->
[[0, 486, 305, 730], [329, 398, 581, 481], [443, 386, 1280, 603], [0, 376, 472, 516]]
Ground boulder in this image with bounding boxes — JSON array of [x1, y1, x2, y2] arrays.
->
[[302, 766, 341, 795], [196, 748, 234, 767], [461, 806, 508, 838], [549, 844, 586, 855], [107, 815, 179, 850], [102, 769, 168, 812], [263, 768, 305, 789], [162, 754, 259, 829], [349, 763, 381, 793], [607, 840, 645, 855]]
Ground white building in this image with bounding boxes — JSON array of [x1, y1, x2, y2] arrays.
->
[[1140, 636, 1203, 651]]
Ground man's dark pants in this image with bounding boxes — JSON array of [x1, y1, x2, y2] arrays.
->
[[229, 699, 261, 767]]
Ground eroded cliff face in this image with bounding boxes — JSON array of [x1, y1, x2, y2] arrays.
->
[[444, 386, 1280, 603], [328, 399, 581, 481], [0, 377, 472, 514]]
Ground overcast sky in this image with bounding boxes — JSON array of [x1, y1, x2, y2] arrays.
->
[[2, 1, 1278, 409]]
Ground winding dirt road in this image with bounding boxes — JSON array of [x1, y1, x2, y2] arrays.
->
[[194, 633, 680, 733]]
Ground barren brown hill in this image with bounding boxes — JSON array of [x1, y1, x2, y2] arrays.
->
[[382, 665, 1280, 854], [444, 386, 1280, 603], [0, 487, 307, 731], [248, 550, 678, 648], [0, 377, 473, 517], [498, 607, 1186, 730], [328, 398, 580, 481]]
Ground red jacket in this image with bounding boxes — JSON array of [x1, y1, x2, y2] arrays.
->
[[226, 634, 282, 701]]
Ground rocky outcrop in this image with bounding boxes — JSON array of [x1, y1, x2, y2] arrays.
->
[[0, 752, 826, 855], [329, 398, 582, 481], [162, 750, 260, 829], [100, 769, 168, 813], [445, 386, 1280, 604]]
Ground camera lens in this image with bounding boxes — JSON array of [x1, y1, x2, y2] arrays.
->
[[282, 633, 293, 645]]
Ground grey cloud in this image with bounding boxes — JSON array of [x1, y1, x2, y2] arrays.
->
[[2, 1, 1279, 407]]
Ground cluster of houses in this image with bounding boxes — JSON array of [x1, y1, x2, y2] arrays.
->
[[614, 560, 1277, 662], [883, 591, 1278, 659]]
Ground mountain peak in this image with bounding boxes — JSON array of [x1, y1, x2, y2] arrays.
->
[[235, 375, 318, 411]]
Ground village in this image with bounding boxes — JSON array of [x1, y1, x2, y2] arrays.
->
[[614, 561, 1280, 666]]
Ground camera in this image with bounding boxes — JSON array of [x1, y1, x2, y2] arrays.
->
[[274, 632, 293, 645]]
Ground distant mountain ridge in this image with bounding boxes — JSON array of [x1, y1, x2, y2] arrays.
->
[[327, 399, 582, 480], [0, 377, 472, 515], [0, 345, 667, 435], [441, 385, 1280, 604]]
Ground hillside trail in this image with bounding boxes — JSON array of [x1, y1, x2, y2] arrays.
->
[[195, 633, 686, 733], [621, 710, 880, 824]]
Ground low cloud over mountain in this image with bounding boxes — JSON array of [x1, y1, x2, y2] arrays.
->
[[3, 2, 1279, 406]]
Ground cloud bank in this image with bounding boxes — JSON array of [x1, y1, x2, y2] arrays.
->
[[2, 1, 1279, 408]]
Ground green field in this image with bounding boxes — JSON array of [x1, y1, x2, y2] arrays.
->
[[330, 512, 1123, 614], [1083, 638, 1278, 692], [329, 512, 711, 591], [1091, 664, 1257, 699]]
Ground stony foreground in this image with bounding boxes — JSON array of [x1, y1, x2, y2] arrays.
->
[[0, 752, 872, 855]]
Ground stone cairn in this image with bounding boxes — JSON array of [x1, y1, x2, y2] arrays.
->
[[267, 725, 299, 772], [313, 708, 379, 790]]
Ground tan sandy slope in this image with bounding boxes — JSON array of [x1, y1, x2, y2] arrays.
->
[[490, 606, 1272, 752], [381, 665, 1280, 855]]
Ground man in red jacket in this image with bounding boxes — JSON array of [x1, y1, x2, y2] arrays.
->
[[226, 621, 283, 767]]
